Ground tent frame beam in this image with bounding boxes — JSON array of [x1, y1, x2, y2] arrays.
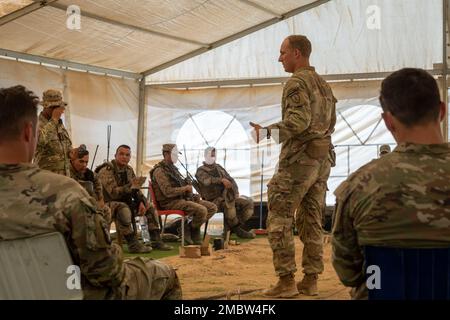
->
[[142, 0, 331, 76], [237, 0, 282, 18], [443, 0, 449, 141], [136, 77, 146, 176], [47, 2, 209, 47], [0, 0, 59, 27], [147, 69, 443, 89], [0, 48, 141, 79]]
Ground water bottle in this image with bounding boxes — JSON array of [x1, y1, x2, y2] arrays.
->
[[139, 216, 150, 243]]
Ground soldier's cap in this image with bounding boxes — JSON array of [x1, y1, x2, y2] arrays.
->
[[162, 143, 181, 154], [40, 89, 68, 108], [380, 144, 391, 154]]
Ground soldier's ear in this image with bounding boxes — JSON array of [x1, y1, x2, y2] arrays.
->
[[23, 121, 34, 143], [382, 112, 395, 133], [439, 102, 446, 122]]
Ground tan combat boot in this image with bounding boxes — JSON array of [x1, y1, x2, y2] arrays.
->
[[125, 234, 152, 253], [297, 273, 318, 296], [262, 274, 299, 298]]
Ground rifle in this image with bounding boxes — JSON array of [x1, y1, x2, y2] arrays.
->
[[90, 145, 99, 171], [178, 159, 202, 195], [106, 125, 111, 162]]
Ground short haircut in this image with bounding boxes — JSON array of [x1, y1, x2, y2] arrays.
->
[[287, 35, 312, 58], [73, 144, 89, 159], [0, 85, 39, 141], [115, 144, 131, 154], [380, 68, 441, 127]]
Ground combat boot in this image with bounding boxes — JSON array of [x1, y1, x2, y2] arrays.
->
[[190, 226, 202, 245], [182, 222, 193, 246], [125, 234, 152, 254], [297, 273, 318, 296], [149, 230, 173, 251], [232, 224, 256, 239], [262, 274, 299, 298]]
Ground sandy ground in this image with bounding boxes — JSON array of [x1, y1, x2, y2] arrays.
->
[[160, 236, 350, 300]]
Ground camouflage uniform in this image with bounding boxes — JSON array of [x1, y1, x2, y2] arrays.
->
[[69, 163, 111, 224], [34, 90, 72, 177], [150, 160, 217, 228], [266, 66, 336, 277], [0, 163, 181, 300], [96, 160, 160, 237], [38, 112, 50, 133], [332, 143, 450, 299], [196, 162, 253, 228]]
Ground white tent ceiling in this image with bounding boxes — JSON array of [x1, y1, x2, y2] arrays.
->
[[0, 0, 326, 77]]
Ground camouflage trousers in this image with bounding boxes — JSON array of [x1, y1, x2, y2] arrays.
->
[[108, 201, 160, 236], [161, 199, 217, 228], [213, 197, 254, 228], [118, 257, 182, 300], [267, 153, 331, 277]]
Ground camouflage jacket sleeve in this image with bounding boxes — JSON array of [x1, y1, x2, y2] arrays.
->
[[98, 167, 132, 200], [331, 180, 365, 287], [195, 167, 222, 186], [93, 173, 104, 202], [153, 167, 186, 198], [268, 79, 311, 143], [56, 189, 124, 288], [221, 165, 239, 194]]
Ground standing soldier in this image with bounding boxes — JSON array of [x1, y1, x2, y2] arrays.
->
[[69, 144, 111, 224], [97, 145, 171, 252], [34, 89, 72, 176], [196, 147, 255, 239], [150, 144, 217, 245], [251, 35, 337, 298]]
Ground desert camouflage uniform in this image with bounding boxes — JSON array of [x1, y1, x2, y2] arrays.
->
[[150, 161, 217, 228], [96, 160, 160, 237], [34, 118, 72, 176], [332, 143, 450, 299], [70, 163, 111, 224], [196, 162, 253, 228], [266, 66, 336, 277], [37, 112, 50, 133], [0, 163, 181, 299]]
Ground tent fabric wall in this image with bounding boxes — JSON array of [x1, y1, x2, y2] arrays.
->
[[0, 58, 139, 169], [147, 0, 443, 83]]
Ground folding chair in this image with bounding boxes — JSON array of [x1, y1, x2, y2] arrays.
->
[[0, 232, 83, 300], [364, 246, 450, 300], [149, 182, 187, 246]]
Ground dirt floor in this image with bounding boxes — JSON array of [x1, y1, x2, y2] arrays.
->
[[160, 236, 350, 300]]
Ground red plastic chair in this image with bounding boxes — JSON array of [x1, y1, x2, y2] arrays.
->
[[149, 182, 187, 246]]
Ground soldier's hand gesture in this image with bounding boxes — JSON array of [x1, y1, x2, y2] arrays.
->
[[184, 185, 193, 193], [131, 176, 146, 189]]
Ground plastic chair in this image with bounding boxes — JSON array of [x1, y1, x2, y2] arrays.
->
[[0, 232, 83, 300], [364, 246, 450, 300], [149, 182, 187, 246]]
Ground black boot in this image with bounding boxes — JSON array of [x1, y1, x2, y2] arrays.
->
[[232, 224, 255, 239], [191, 225, 202, 245], [183, 222, 193, 245], [124, 233, 152, 253], [149, 230, 173, 251]]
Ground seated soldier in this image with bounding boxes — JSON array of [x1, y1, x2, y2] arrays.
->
[[69, 144, 111, 223], [97, 145, 171, 252], [196, 147, 255, 239], [0, 85, 181, 300], [150, 144, 217, 245]]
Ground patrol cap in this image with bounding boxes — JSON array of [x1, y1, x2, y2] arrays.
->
[[379, 144, 391, 155], [162, 144, 177, 153], [40, 89, 68, 108]]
